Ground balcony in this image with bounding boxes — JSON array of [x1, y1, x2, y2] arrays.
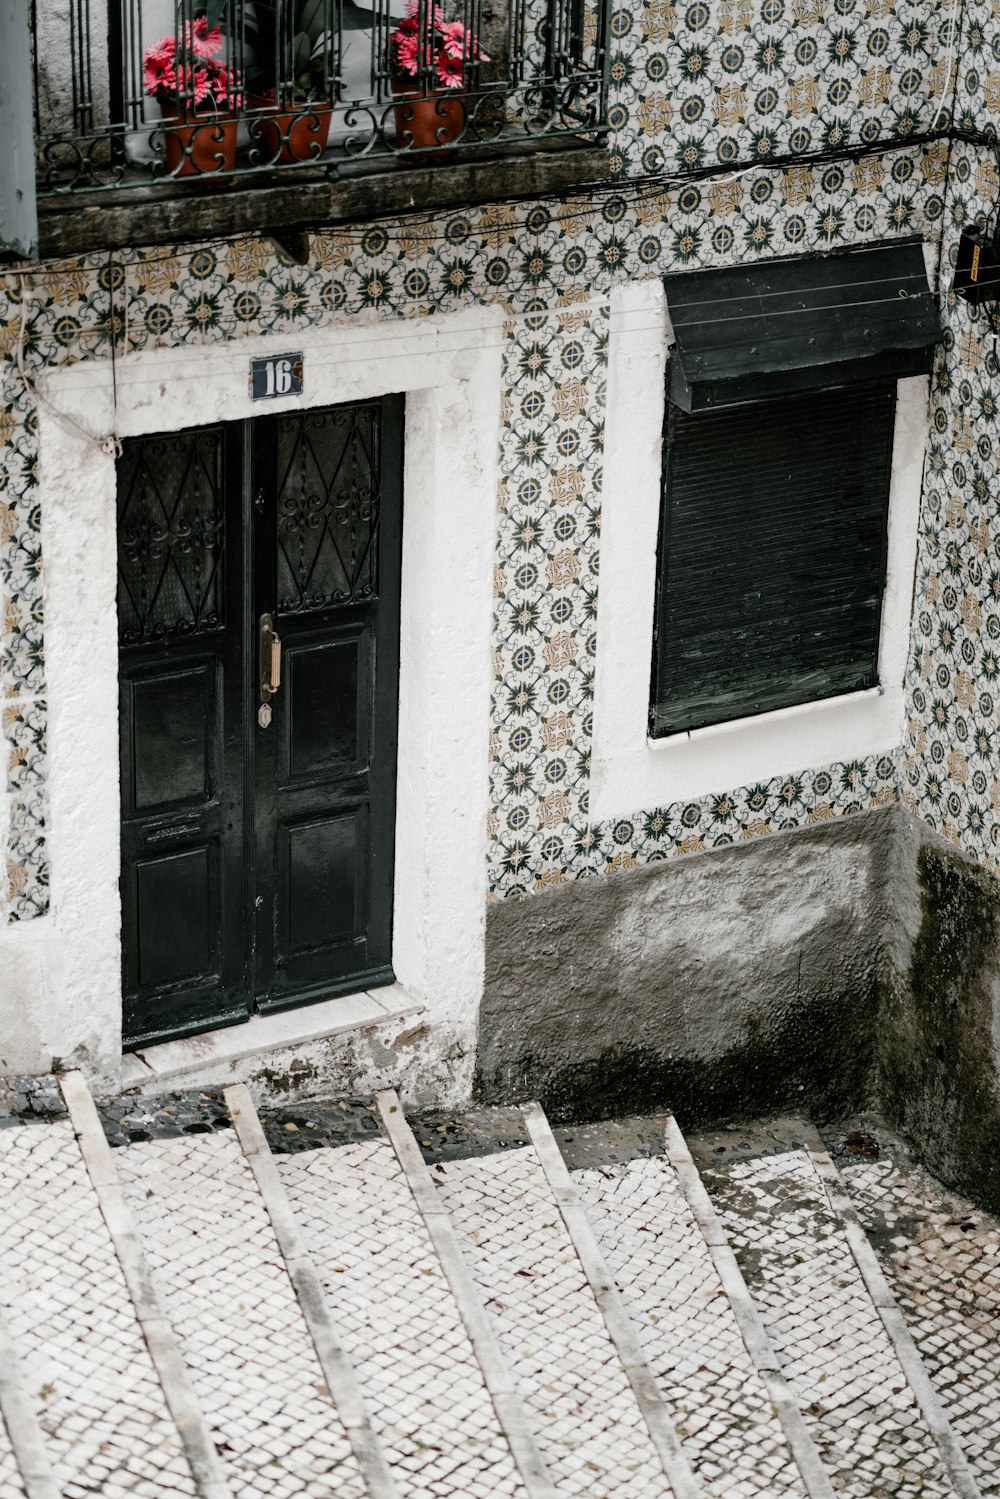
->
[[22, 0, 611, 258]]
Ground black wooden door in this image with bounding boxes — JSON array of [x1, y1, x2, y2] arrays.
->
[[118, 398, 403, 1048]]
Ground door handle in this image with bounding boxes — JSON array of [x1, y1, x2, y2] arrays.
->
[[259, 613, 282, 722]]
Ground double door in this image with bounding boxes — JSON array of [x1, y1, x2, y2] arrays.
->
[[117, 398, 403, 1047]]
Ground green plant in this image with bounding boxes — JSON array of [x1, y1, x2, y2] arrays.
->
[[244, 0, 368, 100]]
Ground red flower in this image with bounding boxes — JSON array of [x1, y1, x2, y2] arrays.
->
[[143, 23, 239, 109], [436, 51, 465, 87]]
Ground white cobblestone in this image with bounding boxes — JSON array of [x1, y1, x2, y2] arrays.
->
[[0, 1099, 995, 1499], [0, 1433, 26, 1498], [278, 1137, 528, 1498], [574, 1155, 807, 1499], [0, 1122, 195, 1497], [839, 1154, 1000, 1497], [433, 1145, 673, 1499], [116, 1131, 368, 1499], [706, 1149, 956, 1499]]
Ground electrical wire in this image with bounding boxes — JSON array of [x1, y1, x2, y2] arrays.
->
[[14, 275, 121, 456], [931, 0, 962, 133], [18, 296, 937, 386], [27, 126, 962, 271], [10, 118, 995, 417]]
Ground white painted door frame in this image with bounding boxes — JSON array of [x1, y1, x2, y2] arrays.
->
[[12, 308, 503, 1092]]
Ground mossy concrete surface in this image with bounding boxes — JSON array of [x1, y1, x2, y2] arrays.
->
[[477, 804, 1000, 1215], [879, 829, 1000, 1214], [477, 810, 894, 1131]]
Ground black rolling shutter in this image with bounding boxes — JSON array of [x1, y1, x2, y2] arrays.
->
[[651, 380, 896, 737]]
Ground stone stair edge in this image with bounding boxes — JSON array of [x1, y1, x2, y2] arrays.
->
[[0, 1071, 994, 1499]]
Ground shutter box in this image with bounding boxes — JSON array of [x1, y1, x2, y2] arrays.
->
[[651, 381, 896, 737], [664, 240, 941, 413]]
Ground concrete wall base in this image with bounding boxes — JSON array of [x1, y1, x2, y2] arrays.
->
[[476, 804, 1000, 1216]]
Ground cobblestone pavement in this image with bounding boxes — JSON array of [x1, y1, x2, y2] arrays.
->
[[0, 1084, 996, 1499], [702, 1145, 955, 1499], [433, 1144, 671, 1499], [0, 1121, 195, 1499], [278, 1137, 527, 1498], [574, 1153, 807, 1499], [832, 1139, 1000, 1497], [117, 1131, 367, 1499]]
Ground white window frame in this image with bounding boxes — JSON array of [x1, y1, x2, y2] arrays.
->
[[591, 278, 927, 819]]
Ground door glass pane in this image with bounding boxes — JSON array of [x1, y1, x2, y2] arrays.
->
[[275, 404, 382, 614], [118, 428, 226, 647]]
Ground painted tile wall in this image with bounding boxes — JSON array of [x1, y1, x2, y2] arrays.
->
[[0, 0, 968, 918], [900, 0, 1000, 872]]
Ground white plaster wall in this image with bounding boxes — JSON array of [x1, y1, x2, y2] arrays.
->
[[5, 307, 502, 1096], [34, 0, 111, 137], [592, 279, 928, 818]]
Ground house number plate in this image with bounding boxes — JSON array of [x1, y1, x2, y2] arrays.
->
[[250, 353, 304, 401]]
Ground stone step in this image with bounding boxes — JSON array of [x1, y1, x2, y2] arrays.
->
[[116, 1126, 370, 1499], [696, 1136, 970, 1499], [426, 1123, 683, 1498], [836, 1148, 1000, 1497], [274, 1124, 530, 1497], [0, 1116, 197, 1498], [0, 1076, 992, 1499], [566, 1123, 815, 1499]]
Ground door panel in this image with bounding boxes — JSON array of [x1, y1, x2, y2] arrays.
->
[[119, 422, 246, 1047], [274, 406, 381, 613], [282, 629, 370, 783], [129, 663, 218, 811], [134, 844, 219, 989], [252, 399, 402, 1014], [283, 811, 366, 952], [119, 398, 402, 1047]]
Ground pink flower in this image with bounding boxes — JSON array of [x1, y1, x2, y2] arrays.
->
[[170, 61, 209, 104], [440, 21, 469, 58], [143, 48, 177, 97], [216, 65, 243, 108], [191, 19, 224, 59], [394, 32, 420, 74], [390, 8, 485, 86], [143, 24, 234, 105], [146, 35, 176, 62], [436, 50, 465, 86]]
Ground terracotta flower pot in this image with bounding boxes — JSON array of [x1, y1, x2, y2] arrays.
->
[[160, 106, 238, 179], [391, 82, 466, 153], [249, 95, 334, 164]]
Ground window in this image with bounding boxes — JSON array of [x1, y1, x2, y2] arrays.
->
[[590, 279, 932, 820], [650, 379, 896, 737]]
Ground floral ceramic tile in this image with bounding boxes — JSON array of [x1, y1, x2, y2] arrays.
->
[[0, 0, 987, 915]]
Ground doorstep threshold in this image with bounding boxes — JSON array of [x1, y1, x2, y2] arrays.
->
[[121, 983, 425, 1088]]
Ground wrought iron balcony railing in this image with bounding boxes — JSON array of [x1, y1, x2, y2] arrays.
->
[[31, 0, 610, 196]]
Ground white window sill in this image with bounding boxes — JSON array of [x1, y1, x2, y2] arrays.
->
[[120, 983, 426, 1089], [591, 684, 901, 814]]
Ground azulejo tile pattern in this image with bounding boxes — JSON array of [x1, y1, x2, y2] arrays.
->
[[0, 0, 980, 918], [899, 0, 1000, 871], [606, 0, 955, 180]]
